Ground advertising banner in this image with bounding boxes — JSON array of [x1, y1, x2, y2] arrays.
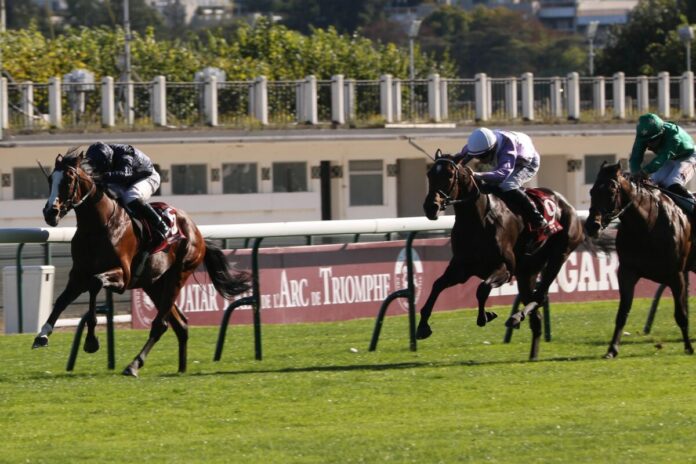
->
[[131, 238, 677, 329]]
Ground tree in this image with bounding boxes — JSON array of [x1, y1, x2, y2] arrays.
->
[[596, 0, 691, 75]]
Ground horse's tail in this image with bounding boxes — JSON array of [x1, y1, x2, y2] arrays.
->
[[203, 240, 251, 299]]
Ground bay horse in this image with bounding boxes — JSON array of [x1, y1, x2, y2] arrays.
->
[[585, 162, 694, 358], [35, 149, 250, 376], [417, 152, 584, 360]]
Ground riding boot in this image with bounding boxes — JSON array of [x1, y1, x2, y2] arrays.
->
[[499, 189, 550, 253], [126, 199, 169, 252], [667, 183, 695, 215]]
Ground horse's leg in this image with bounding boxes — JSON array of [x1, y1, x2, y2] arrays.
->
[[83, 269, 126, 354], [505, 270, 538, 329], [605, 266, 639, 359], [528, 306, 543, 361], [416, 261, 470, 340], [123, 312, 169, 377], [168, 304, 189, 373], [669, 272, 693, 355], [476, 266, 510, 327], [33, 276, 86, 348]]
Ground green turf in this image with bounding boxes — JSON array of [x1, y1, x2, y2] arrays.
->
[[2, 298, 696, 463]]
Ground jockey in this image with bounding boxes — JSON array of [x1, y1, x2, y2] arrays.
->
[[85, 142, 169, 251], [629, 113, 696, 201], [454, 127, 551, 253]]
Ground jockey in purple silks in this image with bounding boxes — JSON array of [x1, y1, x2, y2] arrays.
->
[[85, 142, 169, 252], [454, 128, 552, 253]]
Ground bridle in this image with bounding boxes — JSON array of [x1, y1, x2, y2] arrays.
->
[[431, 158, 480, 210], [57, 166, 96, 216], [590, 177, 632, 229]]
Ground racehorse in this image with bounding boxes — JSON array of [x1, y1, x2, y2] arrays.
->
[[417, 152, 584, 360], [35, 149, 250, 376], [585, 161, 694, 358]]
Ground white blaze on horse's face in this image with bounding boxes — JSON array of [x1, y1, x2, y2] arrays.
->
[[47, 170, 63, 209]]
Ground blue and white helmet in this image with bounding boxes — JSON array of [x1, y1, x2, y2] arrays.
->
[[467, 128, 497, 157]]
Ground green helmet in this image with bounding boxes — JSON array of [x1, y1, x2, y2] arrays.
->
[[636, 113, 665, 141]]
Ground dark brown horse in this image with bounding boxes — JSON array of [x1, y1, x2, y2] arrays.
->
[[585, 162, 694, 358], [417, 153, 584, 360], [35, 149, 249, 376]]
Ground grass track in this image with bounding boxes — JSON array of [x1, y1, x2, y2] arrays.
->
[[2, 298, 696, 463]]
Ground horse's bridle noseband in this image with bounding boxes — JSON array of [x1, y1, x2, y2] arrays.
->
[[432, 158, 479, 210], [590, 177, 632, 229]]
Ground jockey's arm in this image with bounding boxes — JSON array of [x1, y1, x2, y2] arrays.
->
[[629, 138, 647, 174], [643, 133, 684, 174], [475, 152, 515, 184]]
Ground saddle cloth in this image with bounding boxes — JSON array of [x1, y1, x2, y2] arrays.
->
[[524, 189, 564, 235], [131, 202, 183, 253]]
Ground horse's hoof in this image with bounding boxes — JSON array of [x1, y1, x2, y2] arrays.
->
[[685, 347, 694, 355], [505, 314, 523, 329], [122, 365, 139, 378], [416, 324, 432, 340], [603, 351, 617, 359], [32, 336, 49, 349], [476, 317, 487, 327], [486, 311, 498, 323], [83, 336, 100, 354]]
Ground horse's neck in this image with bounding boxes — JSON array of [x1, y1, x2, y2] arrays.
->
[[453, 193, 489, 227], [621, 183, 659, 229], [74, 191, 122, 231]]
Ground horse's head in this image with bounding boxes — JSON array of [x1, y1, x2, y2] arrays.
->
[[42, 149, 94, 226], [585, 161, 627, 237], [423, 151, 479, 220]]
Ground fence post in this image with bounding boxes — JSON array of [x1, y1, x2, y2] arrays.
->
[[439, 78, 448, 121], [657, 71, 670, 118], [428, 73, 441, 122], [151, 75, 167, 127], [254, 76, 268, 125], [593, 76, 605, 117], [475, 73, 488, 121], [505, 77, 517, 119], [124, 79, 134, 126], [613, 72, 625, 119], [380, 74, 393, 123], [566, 72, 580, 120], [344, 78, 355, 123], [331, 74, 345, 125], [636, 75, 649, 114], [101, 76, 115, 127], [521, 72, 534, 121], [48, 77, 62, 129], [550, 77, 563, 118], [304, 75, 318, 124], [22, 81, 34, 128], [204, 75, 218, 126], [393, 78, 402, 123], [681, 71, 694, 118]]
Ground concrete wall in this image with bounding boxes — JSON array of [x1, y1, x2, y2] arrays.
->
[[0, 129, 689, 227]]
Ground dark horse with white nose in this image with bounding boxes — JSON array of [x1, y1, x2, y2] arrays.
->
[[36, 149, 249, 376], [585, 162, 694, 358], [417, 153, 584, 360]]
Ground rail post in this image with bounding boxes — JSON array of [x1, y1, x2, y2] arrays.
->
[[15, 243, 25, 333], [214, 237, 264, 361], [369, 231, 418, 352]]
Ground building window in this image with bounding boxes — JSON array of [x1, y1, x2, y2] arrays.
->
[[223, 163, 258, 194], [349, 160, 383, 206], [172, 164, 207, 194], [273, 162, 307, 192], [13, 167, 48, 199], [584, 154, 615, 184]]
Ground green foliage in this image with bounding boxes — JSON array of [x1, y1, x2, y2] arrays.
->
[[0, 19, 453, 83], [422, 6, 587, 77], [3, 300, 696, 462], [596, 0, 693, 75]]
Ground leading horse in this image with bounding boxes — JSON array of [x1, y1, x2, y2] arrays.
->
[[585, 162, 694, 358], [417, 152, 584, 360], [35, 149, 250, 376]]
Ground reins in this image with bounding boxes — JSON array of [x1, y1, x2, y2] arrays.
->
[[433, 157, 480, 208]]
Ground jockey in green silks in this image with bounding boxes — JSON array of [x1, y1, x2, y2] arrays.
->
[[629, 113, 696, 201]]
